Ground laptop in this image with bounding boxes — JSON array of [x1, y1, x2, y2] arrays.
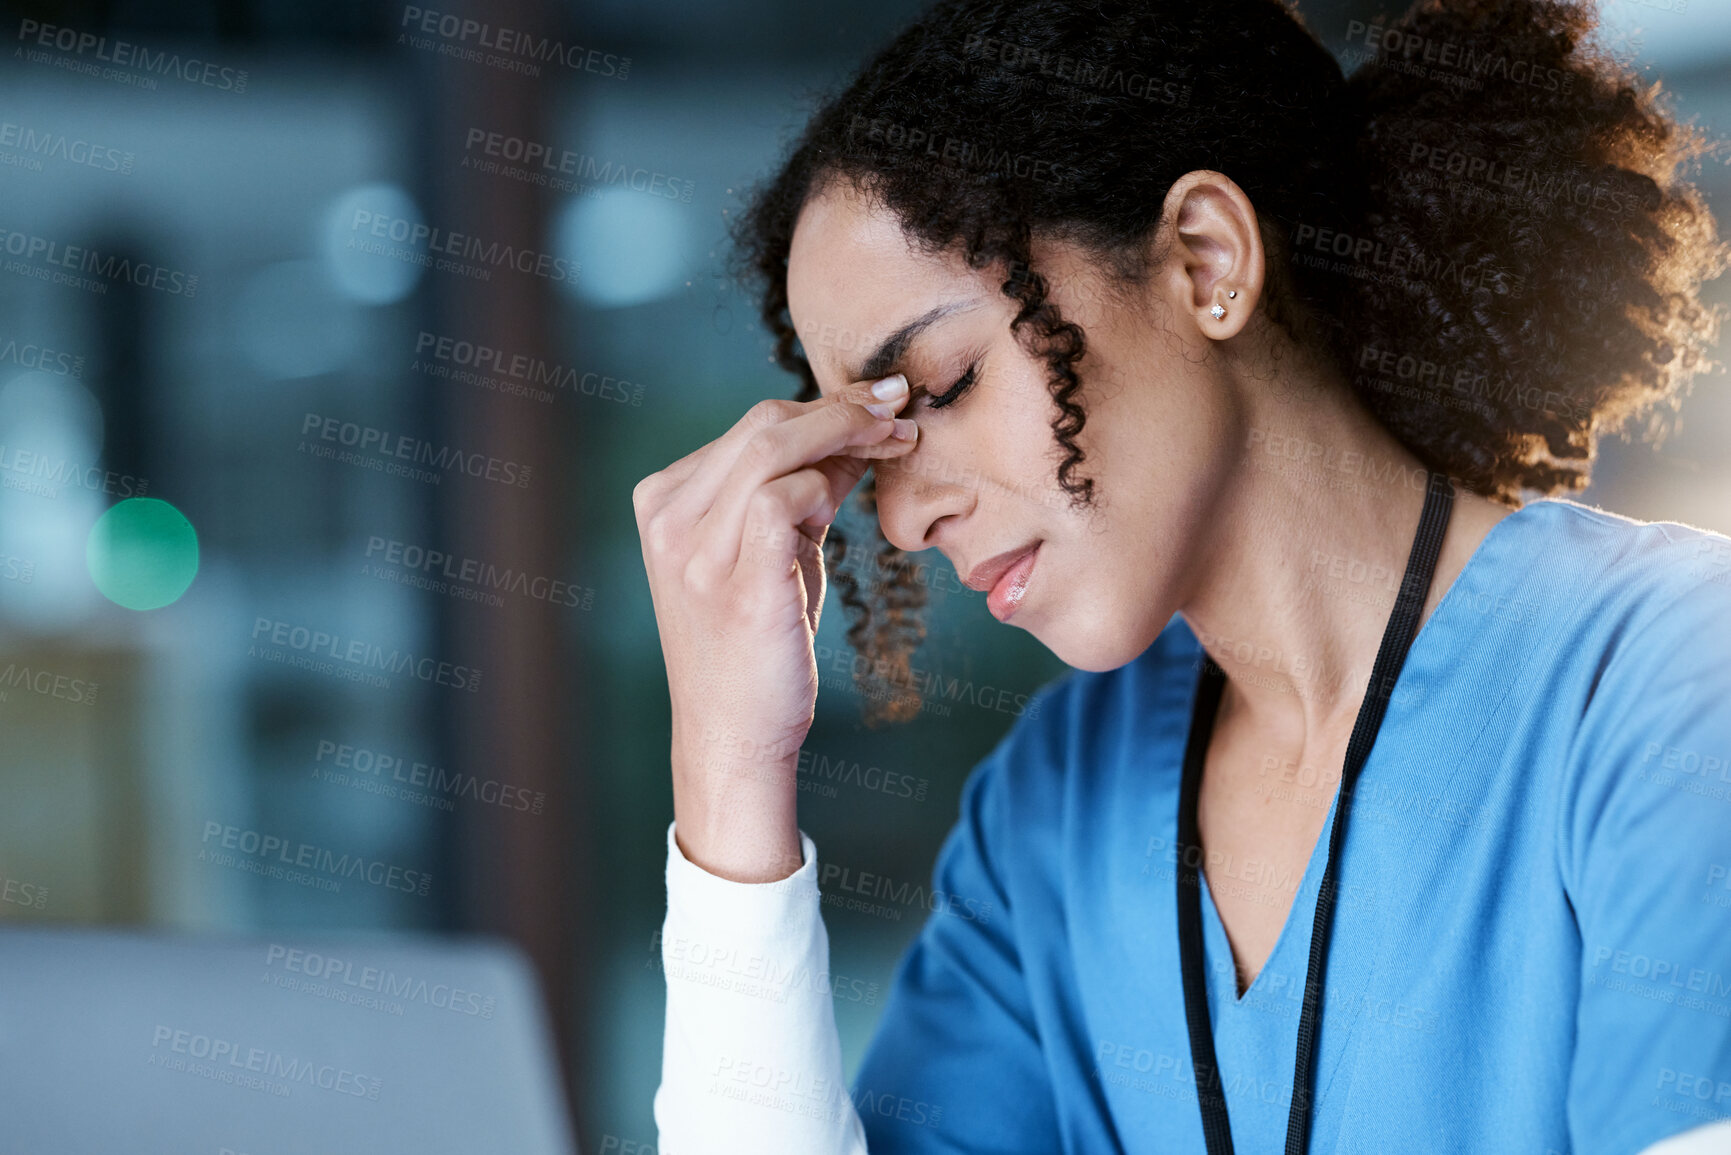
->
[[0, 927, 578, 1155]]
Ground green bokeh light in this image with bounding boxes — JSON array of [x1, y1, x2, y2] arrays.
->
[[86, 498, 200, 611]]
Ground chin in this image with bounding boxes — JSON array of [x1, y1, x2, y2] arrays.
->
[[1034, 613, 1162, 674]]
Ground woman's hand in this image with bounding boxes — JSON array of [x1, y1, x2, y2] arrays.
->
[[633, 375, 918, 882]]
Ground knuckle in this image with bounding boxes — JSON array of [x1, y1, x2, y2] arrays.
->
[[745, 398, 797, 429], [631, 473, 663, 519], [642, 511, 681, 557], [796, 467, 830, 502], [682, 554, 725, 599], [746, 484, 790, 521], [742, 428, 785, 469]]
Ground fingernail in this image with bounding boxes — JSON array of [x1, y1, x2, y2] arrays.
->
[[870, 374, 908, 400], [890, 418, 918, 441], [865, 400, 895, 419]]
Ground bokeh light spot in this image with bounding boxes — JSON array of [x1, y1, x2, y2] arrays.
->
[[86, 498, 200, 611], [554, 187, 693, 309], [321, 182, 426, 305]]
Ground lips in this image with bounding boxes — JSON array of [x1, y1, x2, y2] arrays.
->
[[963, 541, 1041, 593], [962, 541, 1041, 623]]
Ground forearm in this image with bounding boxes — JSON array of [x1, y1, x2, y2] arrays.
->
[[654, 820, 869, 1155]]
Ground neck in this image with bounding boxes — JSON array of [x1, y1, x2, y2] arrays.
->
[[1177, 380, 1513, 749]]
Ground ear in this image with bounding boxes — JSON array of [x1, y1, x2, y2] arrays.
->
[[1153, 170, 1265, 341]]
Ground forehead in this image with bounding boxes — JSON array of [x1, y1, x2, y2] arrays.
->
[[785, 179, 987, 390]]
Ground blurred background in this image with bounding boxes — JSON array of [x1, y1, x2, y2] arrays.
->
[[0, 0, 1724, 1149]]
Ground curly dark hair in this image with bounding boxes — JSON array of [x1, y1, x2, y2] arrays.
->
[[732, 0, 1726, 725]]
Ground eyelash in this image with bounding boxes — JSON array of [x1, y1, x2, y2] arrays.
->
[[922, 361, 979, 410]]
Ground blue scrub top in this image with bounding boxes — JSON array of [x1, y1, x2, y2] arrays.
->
[[849, 498, 1731, 1154]]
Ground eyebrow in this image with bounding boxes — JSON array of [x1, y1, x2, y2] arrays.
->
[[844, 300, 980, 384]]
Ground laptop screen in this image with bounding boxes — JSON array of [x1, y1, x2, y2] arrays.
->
[[0, 927, 578, 1154]]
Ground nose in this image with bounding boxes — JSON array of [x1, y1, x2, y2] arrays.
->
[[869, 442, 976, 556]]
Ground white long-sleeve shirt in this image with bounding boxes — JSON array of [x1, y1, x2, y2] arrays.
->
[[651, 814, 1731, 1155], [653, 821, 868, 1155]]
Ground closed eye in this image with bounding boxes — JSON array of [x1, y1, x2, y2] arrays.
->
[[919, 361, 979, 411]]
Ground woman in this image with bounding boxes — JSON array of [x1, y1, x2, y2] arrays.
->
[[634, 0, 1731, 1150]]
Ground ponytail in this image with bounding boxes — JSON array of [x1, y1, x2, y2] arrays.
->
[[1314, 0, 1726, 498]]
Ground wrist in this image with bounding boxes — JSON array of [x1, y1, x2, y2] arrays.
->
[[668, 718, 807, 882], [671, 803, 803, 883]]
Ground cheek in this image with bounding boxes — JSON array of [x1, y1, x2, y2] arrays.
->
[[877, 354, 1075, 511], [899, 365, 1067, 526]]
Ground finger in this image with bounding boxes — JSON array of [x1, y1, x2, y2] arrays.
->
[[733, 468, 834, 585], [798, 415, 921, 523], [650, 438, 721, 493], [846, 422, 921, 459], [651, 399, 798, 497], [794, 446, 906, 532], [667, 375, 913, 523], [692, 395, 915, 572]]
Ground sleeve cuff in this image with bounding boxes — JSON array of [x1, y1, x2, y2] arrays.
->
[[664, 821, 822, 945]]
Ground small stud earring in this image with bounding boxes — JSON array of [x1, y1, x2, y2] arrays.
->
[[1227, 290, 1238, 299], [1210, 304, 1226, 320]]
